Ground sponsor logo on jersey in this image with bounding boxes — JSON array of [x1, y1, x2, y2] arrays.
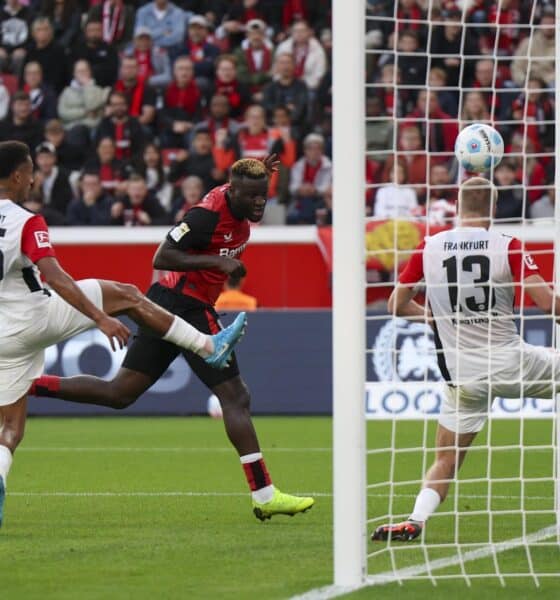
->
[[523, 254, 538, 270], [34, 230, 51, 248], [219, 243, 247, 258], [372, 318, 442, 382], [169, 222, 190, 242]]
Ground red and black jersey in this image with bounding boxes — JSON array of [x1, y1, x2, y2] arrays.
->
[[160, 184, 250, 306]]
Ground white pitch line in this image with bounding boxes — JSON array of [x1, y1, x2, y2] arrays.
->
[[291, 525, 559, 600], [18, 447, 332, 453], [7, 491, 553, 501]]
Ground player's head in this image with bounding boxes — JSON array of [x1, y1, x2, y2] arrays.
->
[[458, 177, 497, 224], [229, 158, 268, 222], [0, 141, 34, 203]]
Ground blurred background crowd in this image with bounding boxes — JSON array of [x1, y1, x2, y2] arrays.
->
[[0, 0, 333, 226], [367, 0, 556, 225]]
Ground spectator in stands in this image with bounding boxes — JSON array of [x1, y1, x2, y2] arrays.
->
[[262, 53, 309, 138], [181, 14, 220, 91], [460, 91, 491, 126], [215, 275, 258, 311], [193, 92, 239, 144], [529, 183, 554, 220], [22, 61, 57, 122], [58, 60, 109, 135], [382, 125, 427, 188], [235, 18, 273, 103], [66, 170, 114, 226], [234, 104, 283, 161], [0, 79, 8, 119], [493, 160, 524, 221], [171, 174, 204, 223], [41, 0, 82, 49], [114, 55, 157, 131], [110, 173, 168, 226], [366, 95, 393, 161], [220, 0, 267, 48], [168, 129, 224, 192], [275, 20, 326, 92], [429, 3, 478, 87], [511, 6, 555, 88], [375, 63, 406, 118], [32, 141, 73, 223], [95, 91, 146, 162], [428, 66, 457, 117], [0, 0, 32, 75], [396, 29, 427, 86], [84, 136, 126, 196], [213, 54, 250, 118], [0, 91, 43, 154], [133, 142, 173, 213], [125, 27, 172, 90], [287, 133, 332, 225], [43, 117, 85, 170], [508, 131, 547, 210], [509, 78, 554, 153], [72, 18, 119, 88], [472, 58, 508, 121], [405, 89, 458, 159], [88, 0, 135, 50], [426, 163, 457, 226], [135, 0, 187, 53], [374, 161, 418, 219], [25, 17, 67, 94], [159, 56, 201, 148]]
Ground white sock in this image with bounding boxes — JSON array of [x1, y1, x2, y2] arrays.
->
[[162, 316, 213, 357], [409, 487, 441, 523], [0, 445, 13, 485], [240, 453, 275, 503]]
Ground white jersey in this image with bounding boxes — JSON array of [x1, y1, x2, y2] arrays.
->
[[0, 199, 54, 337], [400, 226, 540, 384]]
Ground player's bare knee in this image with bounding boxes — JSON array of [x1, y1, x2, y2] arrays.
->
[[0, 420, 25, 451], [216, 380, 251, 412], [118, 283, 143, 307]]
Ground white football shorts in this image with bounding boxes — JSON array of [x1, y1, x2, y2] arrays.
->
[[439, 343, 560, 434], [0, 279, 103, 406]]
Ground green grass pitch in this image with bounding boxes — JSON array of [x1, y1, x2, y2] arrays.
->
[[1, 416, 559, 599]]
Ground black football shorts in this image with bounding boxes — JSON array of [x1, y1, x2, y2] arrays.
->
[[122, 283, 240, 389]]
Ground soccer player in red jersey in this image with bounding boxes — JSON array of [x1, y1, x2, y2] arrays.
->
[[32, 157, 315, 521], [0, 140, 246, 528]]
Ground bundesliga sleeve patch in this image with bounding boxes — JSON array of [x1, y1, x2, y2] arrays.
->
[[523, 254, 538, 270], [34, 230, 51, 248], [169, 222, 190, 242]]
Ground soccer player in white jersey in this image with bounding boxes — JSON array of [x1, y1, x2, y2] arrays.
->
[[0, 141, 247, 528], [372, 177, 560, 542]]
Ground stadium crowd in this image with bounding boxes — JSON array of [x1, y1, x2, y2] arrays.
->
[[367, 0, 556, 224], [0, 0, 333, 226]]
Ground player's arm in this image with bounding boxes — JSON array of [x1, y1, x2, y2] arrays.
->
[[153, 207, 246, 277], [507, 238, 560, 318], [387, 241, 431, 322], [524, 274, 560, 318], [37, 257, 130, 350]]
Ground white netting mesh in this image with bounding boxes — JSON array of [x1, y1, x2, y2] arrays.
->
[[365, 0, 560, 586]]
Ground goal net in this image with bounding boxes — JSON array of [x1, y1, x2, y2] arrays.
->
[[330, 0, 560, 593]]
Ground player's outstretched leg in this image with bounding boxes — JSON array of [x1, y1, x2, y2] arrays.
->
[[371, 425, 477, 542], [0, 395, 27, 528], [213, 376, 314, 521], [99, 280, 246, 370]]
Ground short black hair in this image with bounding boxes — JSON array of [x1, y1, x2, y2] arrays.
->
[[0, 141, 30, 178]]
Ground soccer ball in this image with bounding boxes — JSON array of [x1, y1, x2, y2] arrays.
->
[[454, 123, 504, 173]]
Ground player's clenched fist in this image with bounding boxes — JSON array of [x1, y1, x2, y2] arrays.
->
[[218, 257, 247, 278]]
